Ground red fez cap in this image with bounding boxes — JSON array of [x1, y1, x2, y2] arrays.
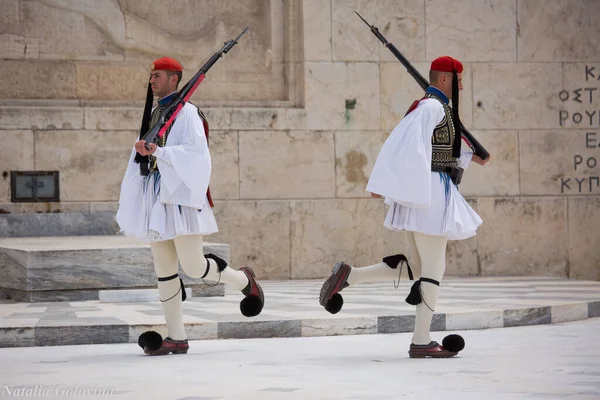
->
[[150, 57, 183, 72], [430, 56, 463, 73]]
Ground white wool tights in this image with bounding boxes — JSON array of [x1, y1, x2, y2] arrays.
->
[[150, 235, 249, 340], [410, 232, 448, 345]]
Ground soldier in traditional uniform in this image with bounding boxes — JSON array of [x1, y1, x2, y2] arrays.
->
[[319, 56, 490, 358], [117, 57, 264, 355]]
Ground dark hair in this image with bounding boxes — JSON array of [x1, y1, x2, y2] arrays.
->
[[166, 71, 183, 87]]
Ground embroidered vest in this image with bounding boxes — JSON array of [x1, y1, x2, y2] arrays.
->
[[426, 92, 458, 169], [405, 93, 458, 170], [148, 103, 172, 172]]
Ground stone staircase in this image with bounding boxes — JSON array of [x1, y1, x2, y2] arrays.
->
[[0, 213, 227, 302]]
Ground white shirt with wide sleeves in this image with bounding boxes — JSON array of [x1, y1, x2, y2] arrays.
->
[[116, 103, 218, 242], [366, 98, 482, 240]]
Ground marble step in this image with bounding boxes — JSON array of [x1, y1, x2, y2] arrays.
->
[[0, 236, 228, 302], [0, 212, 120, 237]]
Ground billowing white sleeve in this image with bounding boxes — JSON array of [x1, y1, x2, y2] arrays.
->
[[366, 99, 444, 209], [116, 145, 146, 231], [458, 147, 474, 169], [153, 104, 211, 209]]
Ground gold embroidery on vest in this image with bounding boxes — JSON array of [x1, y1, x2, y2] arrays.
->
[[148, 105, 172, 172], [425, 93, 458, 169]]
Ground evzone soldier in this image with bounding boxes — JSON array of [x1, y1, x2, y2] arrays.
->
[[116, 57, 264, 355], [319, 56, 491, 358]]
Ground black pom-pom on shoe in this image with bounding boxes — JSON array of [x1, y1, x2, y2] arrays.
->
[[239, 266, 264, 317], [240, 295, 263, 317], [442, 334, 465, 353], [324, 293, 344, 314], [138, 331, 163, 351]]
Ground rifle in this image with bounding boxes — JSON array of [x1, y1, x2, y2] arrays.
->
[[142, 27, 248, 150], [355, 11, 490, 160]]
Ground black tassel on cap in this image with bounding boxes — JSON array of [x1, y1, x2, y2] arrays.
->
[[451, 69, 462, 158], [134, 80, 154, 175]]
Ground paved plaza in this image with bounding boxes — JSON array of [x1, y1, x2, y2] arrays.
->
[[0, 318, 599, 399], [1, 275, 599, 399]]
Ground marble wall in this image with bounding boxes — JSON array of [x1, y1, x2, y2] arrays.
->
[[1, 0, 599, 281]]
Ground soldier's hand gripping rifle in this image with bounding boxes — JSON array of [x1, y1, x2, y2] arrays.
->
[[141, 27, 249, 150], [355, 11, 490, 160]]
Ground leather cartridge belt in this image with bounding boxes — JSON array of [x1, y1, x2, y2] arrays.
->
[[431, 165, 464, 185]]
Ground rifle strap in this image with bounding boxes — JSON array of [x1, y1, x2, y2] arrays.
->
[[404, 95, 428, 117]]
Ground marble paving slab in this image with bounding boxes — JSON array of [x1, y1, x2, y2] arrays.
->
[[0, 277, 599, 347]]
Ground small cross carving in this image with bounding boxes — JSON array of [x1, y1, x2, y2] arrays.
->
[[25, 177, 44, 197]]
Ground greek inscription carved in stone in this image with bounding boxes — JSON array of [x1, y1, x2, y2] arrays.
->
[[562, 131, 599, 193], [558, 64, 600, 194], [558, 65, 600, 127]]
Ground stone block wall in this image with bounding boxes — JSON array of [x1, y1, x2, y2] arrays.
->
[[1, 0, 599, 280]]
